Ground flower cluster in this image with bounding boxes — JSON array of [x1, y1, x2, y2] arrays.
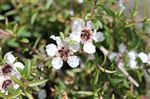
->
[[108, 43, 150, 69], [0, 52, 24, 93], [46, 18, 105, 69]]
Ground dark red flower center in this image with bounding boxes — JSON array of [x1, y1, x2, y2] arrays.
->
[[2, 80, 12, 90], [80, 29, 92, 42], [58, 47, 70, 60], [2, 64, 13, 75]]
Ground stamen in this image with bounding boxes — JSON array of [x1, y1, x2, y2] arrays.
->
[[58, 47, 70, 60], [2, 80, 12, 90], [2, 64, 13, 75], [80, 29, 92, 42]]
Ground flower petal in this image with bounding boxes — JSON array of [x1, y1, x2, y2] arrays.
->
[[69, 32, 81, 43], [52, 57, 63, 69], [87, 21, 93, 29], [119, 43, 127, 53], [4, 52, 16, 64], [46, 44, 58, 57], [93, 32, 105, 42], [83, 42, 96, 54], [13, 62, 24, 69], [67, 56, 80, 68], [128, 50, 137, 60], [0, 76, 5, 90], [108, 52, 118, 61], [50, 35, 63, 46], [72, 18, 85, 32], [69, 42, 80, 52], [129, 59, 137, 69], [138, 52, 148, 63]]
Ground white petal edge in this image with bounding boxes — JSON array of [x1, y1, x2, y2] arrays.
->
[[138, 52, 148, 63], [93, 32, 105, 42], [4, 52, 16, 64], [52, 57, 63, 69], [46, 44, 58, 57], [108, 52, 118, 61], [67, 56, 80, 68], [129, 59, 137, 69], [50, 35, 63, 46], [72, 18, 85, 32], [86, 21, 93, 29], [128, 50, 137, 60], [83, 42, 96, 54], [69, 32, 81, 43], [13, 62, 24, 69], [69, 42, 80, 52], [119, 43, 127, 53]]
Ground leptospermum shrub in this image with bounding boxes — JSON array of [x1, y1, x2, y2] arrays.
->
[[0, 0, 150, 99]]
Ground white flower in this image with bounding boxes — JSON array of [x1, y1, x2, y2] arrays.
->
[[69, 18, 104, 54], [3, 52, 24, 78], [46, 35, 80, 69], [108, 43, 127, 62], [128, 50, 138, 69], [0, 52, 24, 92], [0, 77, 19, 93], [138, 52, 150, 65]]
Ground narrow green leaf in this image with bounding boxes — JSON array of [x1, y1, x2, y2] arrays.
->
[[0, 15, 5, 20], [25, 60, 32, 79], [11, 76, 24, 87], [59, 32, 65, 40], [93, 69, 99, 85], [31, 12, 38, 24], [11, 89, 22, 98], [29, 79, 48, 87], [24, 91, 34, 99]]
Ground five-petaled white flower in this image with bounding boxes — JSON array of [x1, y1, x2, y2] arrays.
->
[[108, 43, 127, 62], [128, 50, 138, 69], [46, 35, 80, 69], [0, 52, 24, 92], [69, 18, 105, 54], [138, 52, 150, 65]]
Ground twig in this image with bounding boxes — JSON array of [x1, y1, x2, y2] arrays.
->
[[90, 0, 97, 19], [99, 46, 139, 87]]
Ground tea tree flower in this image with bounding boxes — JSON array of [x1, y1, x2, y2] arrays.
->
[[2, 52, 24, 78], [128, 50, 138, 69], [138, 52, 150, 65], [108, 43, 127, 62], [69, 18, 104, 54], [0, 52, 24, 92], [46, 35, 80, 69]]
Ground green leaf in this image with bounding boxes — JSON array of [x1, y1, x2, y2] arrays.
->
[[31, 12, 38, 24], [25, 60, 32, 79], [24, 91, 34, 99], [7, 39, 19, 47], [29, 79, 48, 87], [11, 76, 24, 87], [98, 4, 115, 17], [59, 32, 65, 40], [0, 15, 5, 20], [111, 94, 115, 99], [20, 38, 29, 43], [0, 92, 7, 98], [45, 0, 53, 9], [93, 69, 99, 85], [11, 89, 22, 98]]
